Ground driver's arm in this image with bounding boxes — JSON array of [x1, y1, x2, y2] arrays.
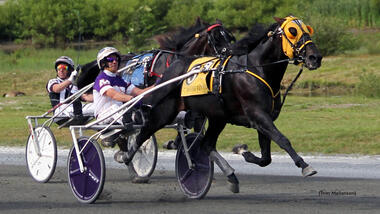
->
[[130, 85, 154, 97], [51, 80, 72, 93], [104, 88, 133, 102]]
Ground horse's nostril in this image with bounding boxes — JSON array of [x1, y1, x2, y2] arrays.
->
[[308, 55, 317, 62], [317, 55, 322, 64]]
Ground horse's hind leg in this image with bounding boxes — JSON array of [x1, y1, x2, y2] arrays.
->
[[241, 131, 272, 167], [254, 113, 317, 177], [204, 119, 239, 193], [209, 150, 239, 193]]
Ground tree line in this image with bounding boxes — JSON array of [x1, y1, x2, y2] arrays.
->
[[0, 0, 379, 55]]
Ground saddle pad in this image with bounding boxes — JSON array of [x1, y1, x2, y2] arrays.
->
[[181, 57, 220, 97], [122, 53, 154, 87]]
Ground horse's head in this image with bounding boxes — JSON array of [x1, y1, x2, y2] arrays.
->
[[155, 18, 234, 56], [200, 19, 236, 56], [273, 16, 322, 70]]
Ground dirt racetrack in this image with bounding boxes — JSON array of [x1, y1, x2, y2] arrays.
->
[[1, 164, 380, 214]]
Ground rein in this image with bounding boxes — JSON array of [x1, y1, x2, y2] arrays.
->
[[223, 57, 305, 112], [279, 64, 303, 110]]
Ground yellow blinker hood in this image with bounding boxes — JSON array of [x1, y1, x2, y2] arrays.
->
[[281, 16, 314, 59]]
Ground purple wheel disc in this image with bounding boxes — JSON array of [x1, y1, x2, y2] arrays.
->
[[68, 138, 105, 203], [176, 133, 213, 198]]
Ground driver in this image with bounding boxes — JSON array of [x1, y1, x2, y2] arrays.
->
[[46, 56, 94, 121], [93, 47, 152, 161]]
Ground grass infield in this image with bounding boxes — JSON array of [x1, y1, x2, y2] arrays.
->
[[1, 95, 379, 155]]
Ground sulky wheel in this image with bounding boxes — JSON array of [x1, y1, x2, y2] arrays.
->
[[175, 133, 213, 199], [67, 137, 105, 204], [26, 126, 57, 183], [127, 132, 158, 183]]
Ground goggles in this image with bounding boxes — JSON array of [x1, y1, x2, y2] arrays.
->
[[57, 64, 69, 71], [105, 56, 118, 63]]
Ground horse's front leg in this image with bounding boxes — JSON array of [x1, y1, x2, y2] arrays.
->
[[204, 118, 239, 193], [235, 131, 272, 167], [254, 112, 317, 177]]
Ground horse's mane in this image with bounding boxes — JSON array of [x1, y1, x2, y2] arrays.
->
[[231, 23, 278, 55], [155, 18, 209, 51]]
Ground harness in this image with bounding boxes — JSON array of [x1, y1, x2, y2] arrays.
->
[[123, 23, 234, 88], [212, 16, 312, 112], [222, 65, 303, 113]]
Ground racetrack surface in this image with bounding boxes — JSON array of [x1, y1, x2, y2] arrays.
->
[[1, 147, 380, 213]]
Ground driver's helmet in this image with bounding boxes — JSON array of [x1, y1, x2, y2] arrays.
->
[[54, 56, 74, 72], [96, 47, 121, 69]]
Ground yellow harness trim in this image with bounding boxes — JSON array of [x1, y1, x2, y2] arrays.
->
[[246, 70, 275, 98], [209, 56, 232, 92], [297, 40, 312, 52], [245, 70, 280, 112]]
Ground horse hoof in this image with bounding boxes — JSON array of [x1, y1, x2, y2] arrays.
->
[[227, 174, 239, 193], [163, 140, 177, 150], [232, 144, 248, 154], [132, 177, 150, 184], [228, 182, 240, 193], [302, 165, 317, 177], [114, 150, 125, 163]]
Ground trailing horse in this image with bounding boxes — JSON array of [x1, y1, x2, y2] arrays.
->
[[126, 16, 322, 193], [76, 18, 235, 90]]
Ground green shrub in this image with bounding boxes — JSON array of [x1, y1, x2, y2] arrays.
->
[[164, 0, 211, 27], [355, 70, 380, 98], [368, 40, 380, 55], [306, 16, 360, 56], [207, 0, 280, 30], [0, 0, 379, 51], [127, 0, 171, 51]]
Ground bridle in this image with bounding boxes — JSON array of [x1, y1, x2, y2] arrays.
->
[[149, 23, 235, 82], [207, 23, 235, 56], [274, 16, 314, 60], [222, 17, 315, 112], [193, 23, 235, 56]]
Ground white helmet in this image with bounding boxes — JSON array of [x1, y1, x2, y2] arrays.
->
[[97, 47, 121, 69], [55, 56, 75, 71]]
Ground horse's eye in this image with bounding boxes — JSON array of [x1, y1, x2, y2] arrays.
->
[[289, 27, 297, 37]]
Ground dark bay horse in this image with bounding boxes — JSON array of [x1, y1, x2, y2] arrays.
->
[[127, 16, 322, 193], [76, 18, 235, 90]]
